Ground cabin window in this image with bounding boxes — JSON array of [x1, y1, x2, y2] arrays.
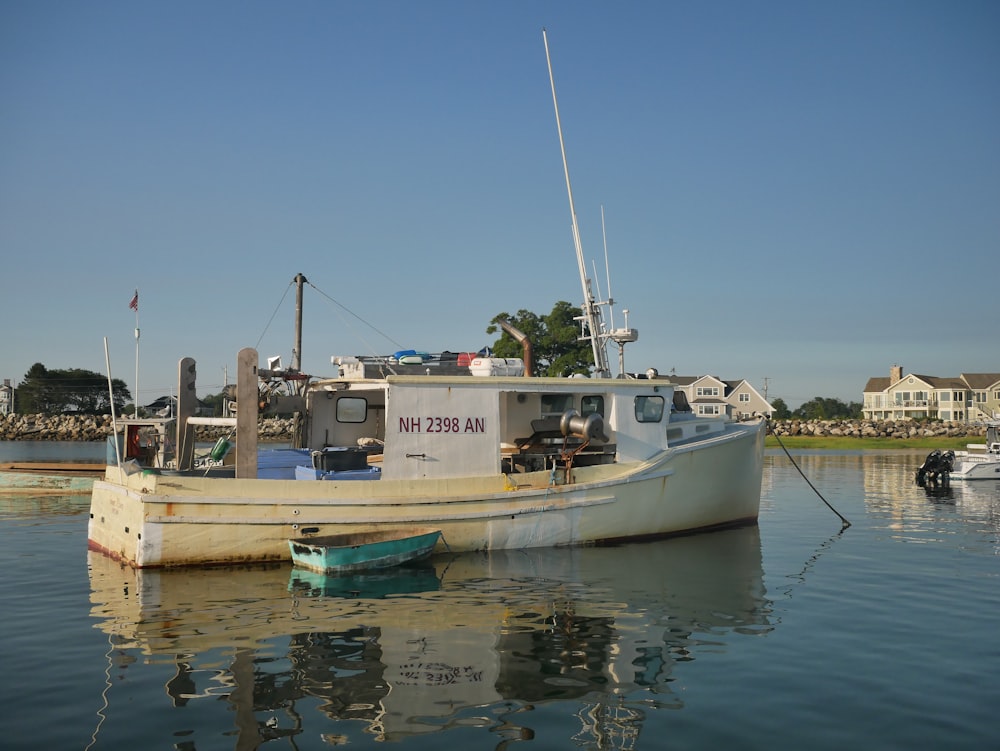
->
[[541, 394, 573, 416], [581, 395, 604, 417], [634, 395, 664, 423], [336, 397, 368, 423]]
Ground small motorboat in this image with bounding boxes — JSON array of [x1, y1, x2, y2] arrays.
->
[[948, 422, 1000, 481], [288, 528, 442, 575]]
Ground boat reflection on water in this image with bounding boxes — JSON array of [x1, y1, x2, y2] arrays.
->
[[88, 526, 772, 745]]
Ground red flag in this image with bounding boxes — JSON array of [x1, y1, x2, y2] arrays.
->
[[129, 291, 138, 311]]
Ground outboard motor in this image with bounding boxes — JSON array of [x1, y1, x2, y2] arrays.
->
[[915, 450, 954, 486]]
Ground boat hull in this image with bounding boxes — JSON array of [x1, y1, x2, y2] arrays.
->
[[88, 420, 765, 568], [949, 458, 1000, 480]]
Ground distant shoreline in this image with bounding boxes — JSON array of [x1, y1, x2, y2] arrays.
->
[[764, 435, 974, 450], [765, 417, 985, 450]]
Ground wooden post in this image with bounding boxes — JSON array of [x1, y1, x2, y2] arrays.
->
[[176, 357, 197, 471], [236, 348, 259, 479]]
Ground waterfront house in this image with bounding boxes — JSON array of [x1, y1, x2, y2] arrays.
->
[[0, 379, 13, 415], [667, 375, 774, 420], [862, 365, 1000, 423], [144, 395, 213, 418]]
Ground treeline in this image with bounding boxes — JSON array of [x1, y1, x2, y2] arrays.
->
[[13, 363, 131, 415], [769, 396, 863, 420], [12, 363, 233, 417]]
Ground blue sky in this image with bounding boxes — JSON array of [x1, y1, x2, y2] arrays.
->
[[2, 1, 997, 409]]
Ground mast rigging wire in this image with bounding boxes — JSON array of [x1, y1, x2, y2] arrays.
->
[[253, 277, 407, 369]]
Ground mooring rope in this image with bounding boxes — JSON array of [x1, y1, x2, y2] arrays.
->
[[767, 420, 851, 529]]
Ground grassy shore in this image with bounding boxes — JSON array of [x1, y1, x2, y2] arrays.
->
[[765, 435, 976, 450]]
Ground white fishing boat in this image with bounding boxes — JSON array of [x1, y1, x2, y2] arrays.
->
[[87, 31, 767, 568], [949, 422, 1000, 480]]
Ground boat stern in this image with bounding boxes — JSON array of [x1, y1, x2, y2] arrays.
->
[[88, 475, 150, 566]]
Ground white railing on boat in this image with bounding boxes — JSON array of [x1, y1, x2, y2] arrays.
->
[[185, 417, 238, 427]]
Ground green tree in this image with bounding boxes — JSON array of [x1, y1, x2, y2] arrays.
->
[[16, 364, 57, 413], [770, 397, 792, 419], [792, 396, 862, 420], [487, 301, 595, 377], [17, 363, 130, 414], [201, 391, 229, 417]]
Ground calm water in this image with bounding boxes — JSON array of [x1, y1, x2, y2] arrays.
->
[[1, 444, 998, 750]]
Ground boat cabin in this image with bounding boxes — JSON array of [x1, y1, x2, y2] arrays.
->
[[303, 368, 720, 482]]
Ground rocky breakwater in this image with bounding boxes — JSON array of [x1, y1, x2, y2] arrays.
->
[[768, 418, 987, 439], [0, 413, 296, 441]]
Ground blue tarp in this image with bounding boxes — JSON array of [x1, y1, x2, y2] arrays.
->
[[294, 464, 381, 481], [257, 448, 312, 479]]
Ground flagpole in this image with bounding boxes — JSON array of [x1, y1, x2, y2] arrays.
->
[[131, 289, 140, 417]]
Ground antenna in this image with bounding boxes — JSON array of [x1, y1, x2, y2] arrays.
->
[[602, 208, 638, 375], [601, 205, 616, 332]]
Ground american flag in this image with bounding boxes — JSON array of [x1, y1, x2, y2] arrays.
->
[[129, 291, 138, 311]]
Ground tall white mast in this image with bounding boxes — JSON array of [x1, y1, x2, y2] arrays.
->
[[543, 29, 612, 378]]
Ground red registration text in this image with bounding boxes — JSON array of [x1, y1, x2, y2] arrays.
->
[[398, 417, 486, 434]]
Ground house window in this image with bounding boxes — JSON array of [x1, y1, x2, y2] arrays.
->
[[634, 395, 664, 423], [940, 392, 951, 402], [941, 410, 951, 420], [953, 392, 964, 402], [696, 386, 720, 397], [698, 404, 721, 416], [739, 393, 750, 403]]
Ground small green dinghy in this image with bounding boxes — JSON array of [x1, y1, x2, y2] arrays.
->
[[288, 528, 442, 575]]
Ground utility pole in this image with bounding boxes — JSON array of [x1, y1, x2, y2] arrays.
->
[[292, 272, 306, 375]]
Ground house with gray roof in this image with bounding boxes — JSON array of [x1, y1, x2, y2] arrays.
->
[[666, 374, 773, 420], [862, 365, 1000, 422]]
